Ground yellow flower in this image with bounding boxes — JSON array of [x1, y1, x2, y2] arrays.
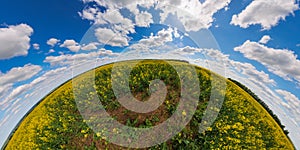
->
[[113, 128, 118, 133], [182, 110, 186, 116], [96, 132, 101, 137], [207, 127, 212, 131], [81, 129, 86, 133]]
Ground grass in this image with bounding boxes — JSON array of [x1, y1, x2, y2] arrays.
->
[[4, 59, 294, 149]]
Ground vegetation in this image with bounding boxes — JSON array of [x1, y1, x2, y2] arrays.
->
[[4, 60, 294, 149], [228, 78, 290, 135]]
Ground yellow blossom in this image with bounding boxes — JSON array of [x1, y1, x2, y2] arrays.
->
[[207, 127, 212, 131], [182, 110, 186, 116]]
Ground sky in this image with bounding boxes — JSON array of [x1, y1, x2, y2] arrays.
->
[[0, 0, 300, 148]]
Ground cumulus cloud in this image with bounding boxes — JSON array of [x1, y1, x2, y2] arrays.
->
[[1, 49, 119, 109], [60, 39, 81, 52], [125, 27, 180, 55], [156, 0, 232, 31], [0, 84, 11, 101], [139, 27, 174, 47], [81, 0, 231, 33], [0, 64, 42, 87], [80, 8, 135, 47], [0, 64, 42, 108], [234, 40, 300, 83], [81, 42, 99, 51], [229, 61, 276, 85], [79, 0, 232, 51], [276, 89, 300, 126], [0, 67, 67, 110], [0, 24, 33, 60], [44, 49, 118, 66], [231, 0, 299, 30], [1, 84, 30, 108], [178, 47, 276, 85], [135, 11, 153, 27], [32, 43, 40, 50], [48, 49, 55, 53], [47, 38, 60, 47], [174, 46, 202, 55], [259, 35, 271, 44], [95, 28, 129, 47], [82, 0, 155, 15]]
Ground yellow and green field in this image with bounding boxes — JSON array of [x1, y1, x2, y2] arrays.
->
[[4, 60, 294, 149]]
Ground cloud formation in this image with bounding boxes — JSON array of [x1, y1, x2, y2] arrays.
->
[[44, 48, 118, 66], [135, 11, 153, 27], [231, 0, 299, 30], [60, 39, 81, 52], [32, 43, 40, 50], [80, 0, 232, 33], [234, 39, 300, 83], [95, 28, 129, 47], [259, 35, 271, 44], [0, 24, 33, 59], [276, 89, 300, 126], [81, 42, 99, 51], [0, 64, 42, 108], [157, 0, 232, 31], [47, 38, 60, 47]]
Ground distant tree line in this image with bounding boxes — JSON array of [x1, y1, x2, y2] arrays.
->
[[228, 78, 289, 136]]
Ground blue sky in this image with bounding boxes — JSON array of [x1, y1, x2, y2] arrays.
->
[[0, 0, 300, 148]]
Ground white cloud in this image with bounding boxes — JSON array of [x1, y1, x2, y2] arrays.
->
[[174, 46, 202, 55], [79, 7, 97, 21], [234, 40, 300, 83], [135, 11, 153, 27], [81, 42, 99, 51], [229, 61, 276, 85], [60, 39, 81, 52], [173, 28, 181, 38], [81, 0, 231, 33], [0, 64, 42, 87], [1, 84, 30, 107], [95, 28, 129, 47], [82, 0, 155, 14], [231, 0, 299, 30], [296, 44, 300, 47], [44, 49, 118, 66], [0, 64, 42, 109], [259, 35, 271, 44], [1, 49, 118, 110], [80, 7, 135, 46], [180, 47, 276, 85], [139, 27, 174, 47], [125, 27, 179, 55], [48, 49, 55, 53], [156, 0, 232, 31], [276, 89, 300, 126], [0, 84, 11, 101], [0, 64, 41, 105], [0, 67, 68, 110], [32, 43, 40, 50], [47, 38, 60, 47], [0, 24, 33, 59]]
